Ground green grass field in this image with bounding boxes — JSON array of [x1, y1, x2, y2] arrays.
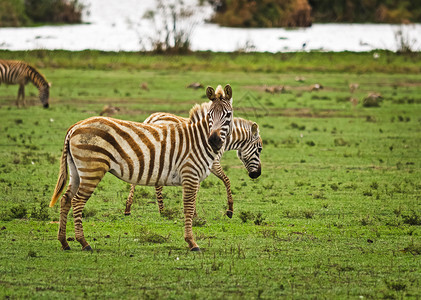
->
[[0, 51, 420, 299]]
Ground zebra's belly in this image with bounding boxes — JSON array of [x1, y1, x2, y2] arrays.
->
[[111, 167, 182, 187]]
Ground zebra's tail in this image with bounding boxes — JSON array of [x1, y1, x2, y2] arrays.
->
[[49, 138, 69, 207]]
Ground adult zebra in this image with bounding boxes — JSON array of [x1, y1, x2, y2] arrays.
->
[[124, 109, 263, 218], [0, 60, 50, 108], [49, 85, 233, 251]]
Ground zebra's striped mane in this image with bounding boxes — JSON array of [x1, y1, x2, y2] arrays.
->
[[232, 117, 257, 133], [188, 101, 211, 123], [26, 64, 49, 88]]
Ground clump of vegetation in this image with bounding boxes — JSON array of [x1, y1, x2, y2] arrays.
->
[[290, 122, 306, 130], [238, 210, 266, 225], [0, 0, 84, 27], [30, 200, 49, 220], [402, 242, 421, 255], [302, 209, 315, 219], [82, 207, 97, 218], [161, 207, 180, 220], [0, 0, 30, 26], [210, 0, 312, 28], [136, 226, 169, 244], [253, 212, 266, 225], [384, 279, 407, 292], [334, 138, 349, 147], [10, 204, 27, 219], [193, 217, 207, 227], [238, 210, 254, 223], [363, 93, 383, 107], [142, 0, 196, 53], [27, 250, 37, 258], [25, 0, 84, 24], [402, 210, 421, 225]]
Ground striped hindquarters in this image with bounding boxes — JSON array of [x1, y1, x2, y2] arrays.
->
[[67, 116, 217, 187]]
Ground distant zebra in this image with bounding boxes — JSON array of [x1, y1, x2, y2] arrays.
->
[[0, 60, 50, 108], [49, 85, 233, 251], [124, 111, 262, 218]]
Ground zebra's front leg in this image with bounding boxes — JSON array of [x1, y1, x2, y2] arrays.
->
[[155, 186, 164, 214], [17, 84, 25, 107], [211, 161, 234, 218], [124, 184, 136, 215], [182, 179, 200, 251]]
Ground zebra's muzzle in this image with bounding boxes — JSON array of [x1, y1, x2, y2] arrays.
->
[[208, 131, 223, 153], [249, 166, 261, 179], [43, 103, 49, 109]]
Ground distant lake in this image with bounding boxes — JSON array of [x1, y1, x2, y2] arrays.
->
[[1, 0, 420, 52]]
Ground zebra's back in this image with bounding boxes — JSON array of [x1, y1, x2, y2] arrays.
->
[[67, 116, 214, 187]]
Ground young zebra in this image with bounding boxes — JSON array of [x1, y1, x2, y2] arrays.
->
[[49, 85, 233, 251], [0, 59, 50, 108], [124, 110, 263, 218]]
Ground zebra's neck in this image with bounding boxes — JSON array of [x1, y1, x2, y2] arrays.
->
[[27, 65, 48, 89], [224, 118, 251, 151], [187, 115, 215, 161]]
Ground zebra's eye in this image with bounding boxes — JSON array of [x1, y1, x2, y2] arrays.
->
[[257, 147, 262, 153], [226, 112, 232, 118]]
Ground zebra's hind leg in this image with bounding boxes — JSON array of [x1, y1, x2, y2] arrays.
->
[[211, 161, 234, 218], [124, 184, 136, 215], [182, 178, 200, 251], [71, 182, 99, 251], [57, 185, 77, 250]]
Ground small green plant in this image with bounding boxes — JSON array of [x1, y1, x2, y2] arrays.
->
[[334, 138, 349, 146], [161, 207, 180, 220], [30, 200, 49, 220], [136, 226, 169, 244], [192, 217, 207, 227], [238, 211, 254, 223], [254, 212, 266, 225], [10, 204, 27, 219], [27, 250, 37, 258], [402, 210, 421, 225], [302, 210, 315, 219], [384, 279, 407, 292]]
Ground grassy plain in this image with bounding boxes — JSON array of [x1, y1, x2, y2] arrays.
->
[[0, 51, 420, 299]]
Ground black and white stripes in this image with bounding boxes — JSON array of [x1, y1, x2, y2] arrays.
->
[[50, 85, 234, 251], [0, 60, 50, 108]]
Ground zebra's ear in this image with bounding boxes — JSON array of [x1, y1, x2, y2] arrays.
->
[[224, 84, 232, 100], [251, 122, 259, 137], [206, 86, 216, 101]]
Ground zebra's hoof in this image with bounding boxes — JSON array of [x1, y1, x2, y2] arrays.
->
[[62, 245, 71, 251], [124, 212, 131, 216], [190, 247, 200, 252], [82, 245, 93, 251], [226, 210, 233, 218]]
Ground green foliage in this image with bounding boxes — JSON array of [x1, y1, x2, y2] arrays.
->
[[24, 0, 83, 24], [212, 0, 421, 27], [309, 0, 421, 23], [30, 200, 49, 220], [10, 204, 27, 219], [0, 0, 83, 27], [211, 0, 311, 28], [0, 0, 30, 26]]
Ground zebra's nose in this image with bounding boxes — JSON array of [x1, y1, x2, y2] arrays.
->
[[43, 103, 49, 109], [249, 166, 261, 179], [208, 131, 223, 153]]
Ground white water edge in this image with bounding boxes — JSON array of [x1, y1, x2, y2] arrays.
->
[[1, 0, 420, 53]]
